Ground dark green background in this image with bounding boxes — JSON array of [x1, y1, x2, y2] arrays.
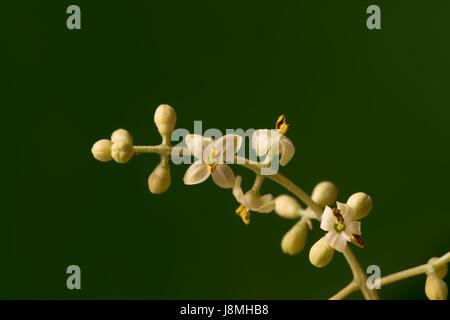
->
[[2, 0, 449, 299]]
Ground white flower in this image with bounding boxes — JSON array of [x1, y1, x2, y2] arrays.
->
[[251, 129, 295, 166], [232, 176, 275, 224], [320, 202, 363, 253], [183, 134, 242, 188]]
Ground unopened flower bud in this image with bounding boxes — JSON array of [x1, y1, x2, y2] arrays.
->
[[111, 140, 134, 164], [148, 159, 171, 194], [154, 104, 177, 136], [425, 275, 448, 300], [111, 128, 133, 145], [309, 237, 335, 268], [275, 195, 301, 219], [91, 139, 113, 162], [428, 258, 448, 279], [281, 220, 308, 256], [311, 181, 338, 208], [347, 192, 373, 220]]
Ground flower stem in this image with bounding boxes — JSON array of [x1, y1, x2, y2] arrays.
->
[[329, 281, 359, 300], [251, 175, 265, 192], [380, 251, 450, 286], [343, 247, 379, 300]]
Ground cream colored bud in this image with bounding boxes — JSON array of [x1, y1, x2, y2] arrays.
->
[[309, 237, 335, 268], [425, 275, 448, 300], [111, 140, 134, 164], [347, 192, 373, 220], [275, 195, 301, 219], [91, 139, 113, 162], [311, 181, 338, 208], [281, 220, 308, 256], [111, 128, 133, 144], [428, 258, 448, 279], [148, 160, 171, 194], [154, 104, 177, 136]]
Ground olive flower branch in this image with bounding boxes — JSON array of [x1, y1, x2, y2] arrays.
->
[[91, 104, 449, 300]]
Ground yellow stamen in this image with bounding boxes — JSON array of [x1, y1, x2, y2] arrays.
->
[[275, 114, 289, 135], [350, 234, 365, 248], [235, 205, 250, 225], [210, 149, 217, 158], [207, 162, 216, 174], [235, 205, 245, 214]]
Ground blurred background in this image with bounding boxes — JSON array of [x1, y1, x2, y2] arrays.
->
[[2, 0, 449, 299]]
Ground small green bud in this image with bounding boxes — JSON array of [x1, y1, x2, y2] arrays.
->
[[111, 140, 134, 164], [428, 257, 448, 279], [148, 159, 171, 194], [347, 192, 373, 220], [91, 139, 113, 162], [425, 275, 448, 300], [311, 181, 338, 208], [154, 104, 177, 137], [281, 220, 308, 256], [111, 128, 133, 145], [309, 237, 334, 268], [275, 195, 301, 219]]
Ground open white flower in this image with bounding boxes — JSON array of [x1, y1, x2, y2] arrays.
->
[[183, 134, 242, 188], [320, 202, 364, 253], [251, 115, 295, 166], [232, 176, 275, 224], [252, 129, 295, 166]]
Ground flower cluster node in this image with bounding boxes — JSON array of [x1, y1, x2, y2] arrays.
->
[[427, 257, 448, 279]]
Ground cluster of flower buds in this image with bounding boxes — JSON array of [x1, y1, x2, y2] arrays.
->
[[275, 181, 338, 256], [425, 257, 448, 300], [309, 189, 373, 268], [91, 128, 134, 163], [91, 104, 177, 195]]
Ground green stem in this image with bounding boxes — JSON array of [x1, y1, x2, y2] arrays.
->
[[329, 281, 359, 300], [380, 251, 450, 286], [251, 175, 265, 192], [343, 247, 379, 300]]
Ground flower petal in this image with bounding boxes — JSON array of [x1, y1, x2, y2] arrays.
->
[[183, 161, 210, 185], [213, 134, 243, 164], [251, 129, 272, 156], [232, 176, 245, 203], [211, 164, 235, 188], [325, 231, 347, 253], [254, 195, 275, 213], [279, 135, 295, 166], [345, 221, 361, 236], [337, 202, 356, 222], [185, 134, 214, 160], [320, 206, 335, 232]]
